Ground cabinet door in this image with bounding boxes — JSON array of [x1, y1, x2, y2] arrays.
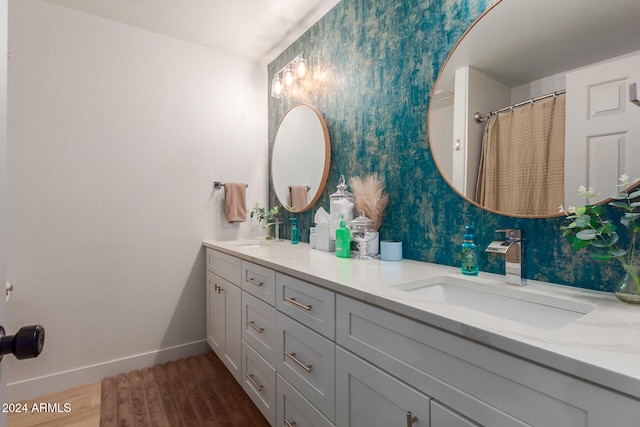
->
[[223, 278, 242, 383], [206, 270, 242, 383], [336, 347, 430, 427], [207, 270, 225, 355]]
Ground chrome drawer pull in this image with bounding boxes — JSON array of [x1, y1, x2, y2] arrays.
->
[[246, 320, 264, 334], [406, 411, 417, 427], [283, 296, 312, 311], [284, 419, 296, 427], [245, 373, 264, 392], [246, 277, 263, 287], [284, 351, 312, 373]]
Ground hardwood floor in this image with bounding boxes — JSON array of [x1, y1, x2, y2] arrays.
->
[[7, 382, 101, 427]]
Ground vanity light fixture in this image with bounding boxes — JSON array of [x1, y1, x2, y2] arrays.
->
[[270, 52, 309, 98]]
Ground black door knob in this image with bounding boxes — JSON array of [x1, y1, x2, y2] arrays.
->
[[0, 325, 45, 362]]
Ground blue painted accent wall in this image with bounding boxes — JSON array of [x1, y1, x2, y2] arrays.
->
[[268, 0, 622, 292]]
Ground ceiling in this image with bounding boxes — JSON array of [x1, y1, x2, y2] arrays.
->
[[42, 0, 342, 65]]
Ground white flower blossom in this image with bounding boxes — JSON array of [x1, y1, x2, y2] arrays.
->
[[618, 173, 630, 187], [577, 185, 599, 199], [558, 205, 576, 214]]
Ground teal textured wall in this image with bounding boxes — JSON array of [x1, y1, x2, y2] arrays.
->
[[268, 0, 621, 292]]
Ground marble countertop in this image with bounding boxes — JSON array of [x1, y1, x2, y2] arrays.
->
[[203, 239, 640, 399]]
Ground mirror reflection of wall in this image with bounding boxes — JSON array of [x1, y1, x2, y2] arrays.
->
[[429, 0, 640, 217]]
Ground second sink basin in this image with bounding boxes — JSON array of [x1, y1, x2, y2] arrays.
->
[[392, 275, 595, 330]]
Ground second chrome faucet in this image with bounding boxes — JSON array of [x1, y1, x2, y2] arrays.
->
[[486, 229, 526, 286]]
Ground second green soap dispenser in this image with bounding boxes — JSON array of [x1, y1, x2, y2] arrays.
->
[[461, 225, 479, 276]]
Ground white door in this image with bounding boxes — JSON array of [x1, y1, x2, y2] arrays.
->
[[0, 1, 8, 425], [565, 51, 640, 207]]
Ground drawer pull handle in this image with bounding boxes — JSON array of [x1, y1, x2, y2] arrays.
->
[[246, 320, 264, 334], [284, 351, 312, 373], [245, 373, 264, 392], [246, 277, 263, 287], [283, 296, 312, 311], [406, 411, 417, 427], [284, 419, 296, 427]]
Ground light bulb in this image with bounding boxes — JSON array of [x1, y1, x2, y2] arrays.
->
[[295, 57, 308, 82], [283, 66, 295, 89], [271, 74, 283, 98]]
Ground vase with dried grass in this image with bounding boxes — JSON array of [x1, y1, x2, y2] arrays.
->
[[349, 173, 389, 255]]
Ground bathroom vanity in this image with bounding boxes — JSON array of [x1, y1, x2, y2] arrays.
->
[[204, 239, 640, 426]]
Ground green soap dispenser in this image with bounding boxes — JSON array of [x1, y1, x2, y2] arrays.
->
[[335, 216, 351, 258], [461, 225, 479, 276], [290, 218, 299, 244]]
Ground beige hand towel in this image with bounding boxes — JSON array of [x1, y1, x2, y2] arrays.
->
[[224, 183, 247, 223], [289, 186, 309, 211]]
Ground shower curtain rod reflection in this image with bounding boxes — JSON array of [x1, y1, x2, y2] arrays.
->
[[474, 89, 566, 123]]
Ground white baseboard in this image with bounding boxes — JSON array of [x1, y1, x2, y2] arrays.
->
[[7, 340, 210, 402]]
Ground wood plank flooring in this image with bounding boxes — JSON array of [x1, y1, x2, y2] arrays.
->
[[7, 382, 101, 427]]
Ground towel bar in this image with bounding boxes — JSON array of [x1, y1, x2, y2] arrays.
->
[[213, 181, 248, 189]]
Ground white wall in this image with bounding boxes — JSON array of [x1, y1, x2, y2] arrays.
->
[[6, 0, 268, 400]]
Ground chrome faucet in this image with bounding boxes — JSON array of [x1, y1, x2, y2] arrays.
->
[[485, 229, 526, 286]]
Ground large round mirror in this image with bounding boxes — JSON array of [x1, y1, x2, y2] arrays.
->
[[429, 0, 640, 217], [272, 104, 330, 212]]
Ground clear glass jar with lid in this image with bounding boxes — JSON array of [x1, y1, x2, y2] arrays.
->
[[329, 175, 355, 240], [351, 210, 375, 259]]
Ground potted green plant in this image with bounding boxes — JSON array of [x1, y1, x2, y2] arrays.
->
[[249, 203, 280, 240], [560, 175, 640, 303]]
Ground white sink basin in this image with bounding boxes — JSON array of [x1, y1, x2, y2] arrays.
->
[[392, 275, 595, 330]]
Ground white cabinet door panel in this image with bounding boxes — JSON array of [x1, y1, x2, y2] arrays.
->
[[335, 347, 430, 427]]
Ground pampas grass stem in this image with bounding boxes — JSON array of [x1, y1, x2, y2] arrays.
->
[[349, 173, 389, 231]]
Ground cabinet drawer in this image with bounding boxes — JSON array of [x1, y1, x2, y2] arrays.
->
[[276, 374, 334, 427], [431, 401, 480, 427], [206, 249, 241, 286], [276, 311, 335, 422], [242, 291, 277, 365], [242, 341, 276, 426], [336, 347, 430, 427], [242, 260, 276, 305], [276, 272, 335, 340]]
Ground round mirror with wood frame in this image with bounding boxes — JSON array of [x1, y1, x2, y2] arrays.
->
[[428, 0, 640, 218], [271, 104, 331, 213]]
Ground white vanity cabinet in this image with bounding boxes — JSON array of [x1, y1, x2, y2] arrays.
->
[[204, 242, 640, 427], [336, 294, 640, 427], [205, 249, 242, 383]]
